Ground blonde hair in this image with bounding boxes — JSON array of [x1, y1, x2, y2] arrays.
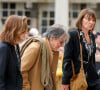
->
[[0, 15, 28, 45]]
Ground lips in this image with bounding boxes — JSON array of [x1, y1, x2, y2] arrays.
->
[[88, 25, 93, 29]]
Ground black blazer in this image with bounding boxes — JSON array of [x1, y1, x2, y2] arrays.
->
[[0, 42, 22, 90], [62, 29, 99, 85]]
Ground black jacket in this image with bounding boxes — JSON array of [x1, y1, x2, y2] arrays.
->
[[62, 29, 99, 85], [0, 42, 22, 90]]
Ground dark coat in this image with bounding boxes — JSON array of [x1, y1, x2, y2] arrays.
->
[[0, 42, 22, 90], [62, 29, 99, 85]]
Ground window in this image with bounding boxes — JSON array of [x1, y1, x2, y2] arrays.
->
[[10, 3, 16, 9], [2, 3, 8, 9], [50, 11, 54, 17], [42, 20, 47, 26], [1, 3, 32, 31], [81, 4, 86, 10], [1, 18, 6, 24], [73, 4, 79, 10], [10, 11, 15, 15], [73, 11, 78, 18], [49, 20, 54, 25], [2, 3, 16, 17], [25, 11, 31, 17], [69, 3, 80, 27], [18, 11, 23, 16], [42, 28, 47, 33], [41, 11, 54, 33], [43, 11, 48, 17], [2, 11, 8, 17], [39, 10, 54, 33]]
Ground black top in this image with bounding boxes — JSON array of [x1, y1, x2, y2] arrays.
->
[[96, 62, 100, 78], [62, 29, 99, 85], [0, 42, 22, 90], [95, 46, 100, 78]]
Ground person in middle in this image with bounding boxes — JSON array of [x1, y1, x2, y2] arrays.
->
[[21, 24, 69, 90]]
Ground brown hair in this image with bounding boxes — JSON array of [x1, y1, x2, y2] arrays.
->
[[76, 8, 96, 30], [0, 15, 28, 45]]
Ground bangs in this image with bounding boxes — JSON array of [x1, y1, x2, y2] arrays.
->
[[85, 12, 96, 21]]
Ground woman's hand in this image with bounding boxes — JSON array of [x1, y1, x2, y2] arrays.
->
[[62, 84, 69, 90]]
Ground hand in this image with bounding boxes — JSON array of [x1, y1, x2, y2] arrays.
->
[[62, 84, 69, 90]]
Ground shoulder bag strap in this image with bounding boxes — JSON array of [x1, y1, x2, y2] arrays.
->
[[71, 31, 84, 76]]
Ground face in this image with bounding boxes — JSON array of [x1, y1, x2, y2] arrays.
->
[[20, 31, 27, 42], [16, 31, 27, 44], [49, 34, 66, 51], [82, 14, 96, 31]]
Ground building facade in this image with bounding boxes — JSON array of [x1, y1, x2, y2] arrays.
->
[[0, 0, 100, 33]]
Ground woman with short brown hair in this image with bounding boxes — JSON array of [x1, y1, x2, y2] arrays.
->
[[62, 8, 100, 90]]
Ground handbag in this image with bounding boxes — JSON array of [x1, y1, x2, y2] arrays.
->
[[70, 32, 88, 90]]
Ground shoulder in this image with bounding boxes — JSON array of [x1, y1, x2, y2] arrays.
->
[[0, 42, 11, 50], [0, 42, 12, 56], [28, 41, 41, 50], [22, 37, 42, 50], [68, 29, 79, 40], [24, 37, 43, 53], [69, 29, 78, 37]]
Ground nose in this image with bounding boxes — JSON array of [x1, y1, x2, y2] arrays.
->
[[59, 42, 65, 48], [57, 43, 61, 48]]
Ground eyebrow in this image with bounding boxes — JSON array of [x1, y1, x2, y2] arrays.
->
[[85, 14, 96, 21]]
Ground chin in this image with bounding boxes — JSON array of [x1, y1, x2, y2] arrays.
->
[[53, 49, 59, 52], [52, 48, 56, 51]]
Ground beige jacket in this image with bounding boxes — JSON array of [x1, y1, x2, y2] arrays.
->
[[21, 38, 59, 90]]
